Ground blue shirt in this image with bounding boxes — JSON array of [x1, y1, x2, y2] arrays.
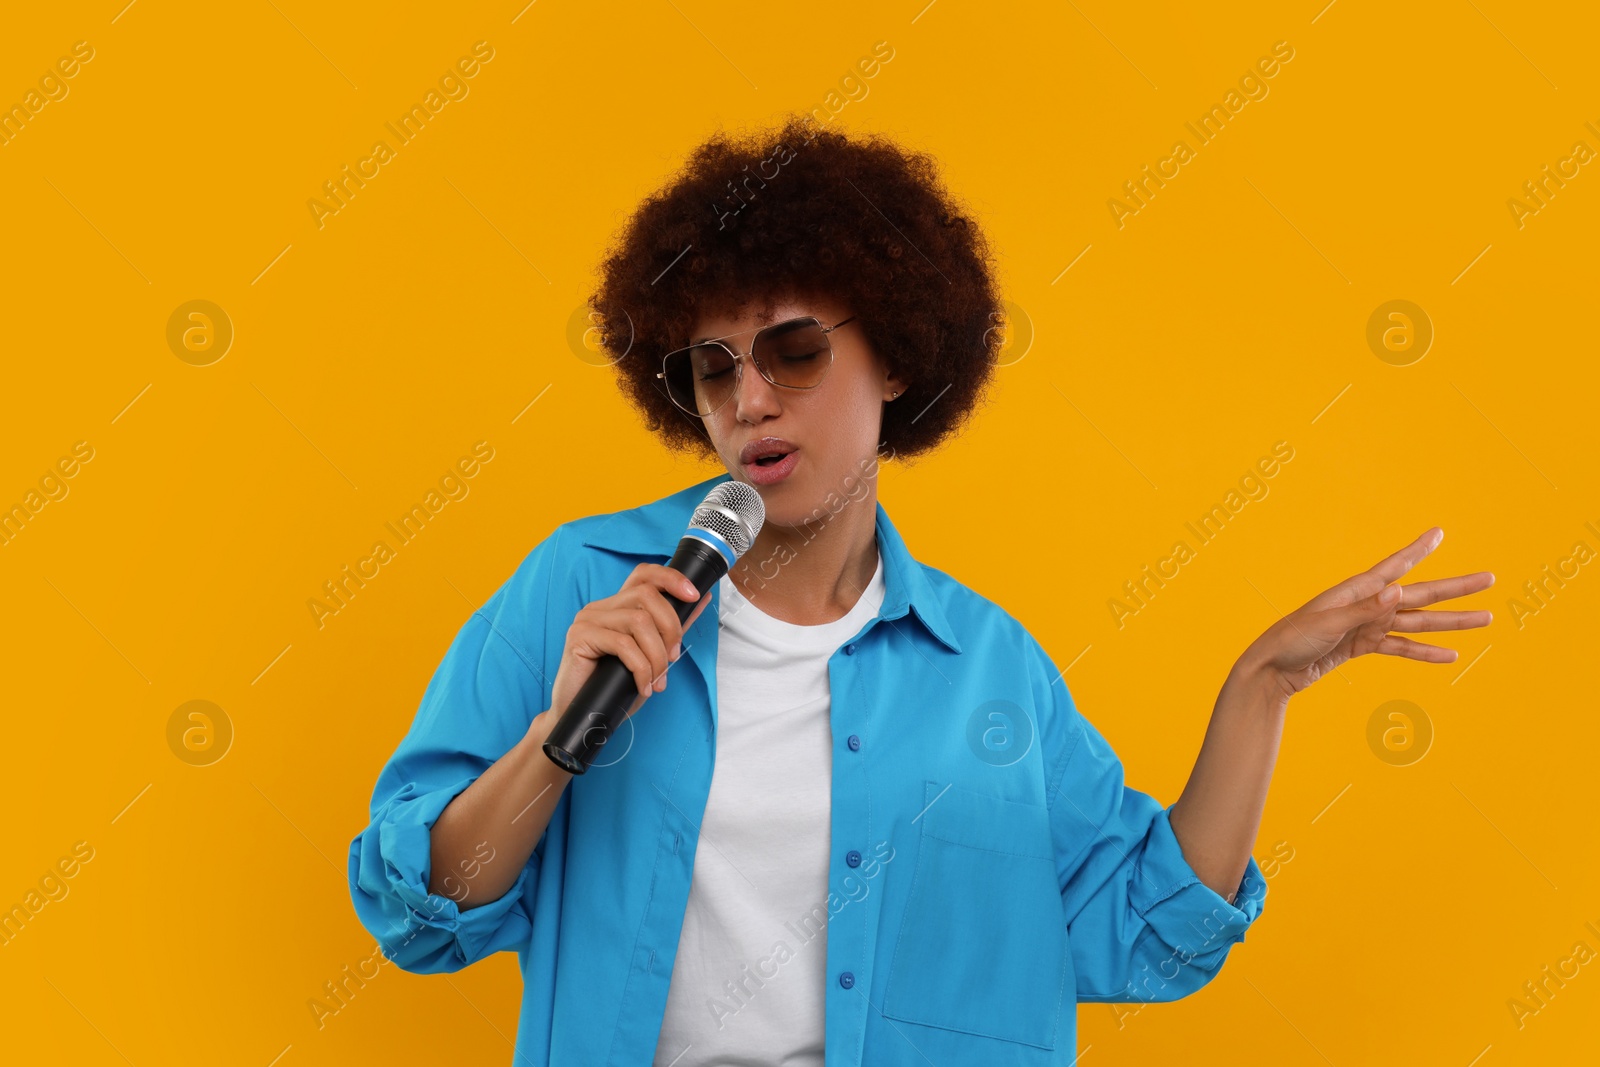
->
[[347, 472, 1268, 1065]]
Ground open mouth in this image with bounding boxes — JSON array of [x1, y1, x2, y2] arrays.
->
[[741, 441, 799, 482], [743, 447, 800, 483]]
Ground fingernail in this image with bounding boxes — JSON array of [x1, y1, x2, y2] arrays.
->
[[673, 642, 682, 659]]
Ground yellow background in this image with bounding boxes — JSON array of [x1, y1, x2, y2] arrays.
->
[[2, 1, 1595, 1063]]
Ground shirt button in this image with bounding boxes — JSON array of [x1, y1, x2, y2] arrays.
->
[[846, 849, 862, 867], [847, 734, 860, 751], [844, 643, 856, 655], [839, 971, 855, 989]]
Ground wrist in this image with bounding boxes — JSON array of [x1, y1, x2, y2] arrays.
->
[[521, 711, 576, 783], [1228, 647, 1293, 714], [526, 709, 554, 745]]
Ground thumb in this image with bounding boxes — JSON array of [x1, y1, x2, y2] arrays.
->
[[1355, 582, 1401, 621], [1316, 582, 1400, 639], [682, 589, 713, 634]]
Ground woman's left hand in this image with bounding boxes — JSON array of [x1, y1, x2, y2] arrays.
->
[[1247, 526, 1495, 702]]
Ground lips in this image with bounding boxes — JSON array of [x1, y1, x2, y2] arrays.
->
[[739, 438, 798, 466], [743, 449, 799, 485]]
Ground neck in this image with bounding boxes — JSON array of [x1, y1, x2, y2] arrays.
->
[[726, 488, 880, 625]]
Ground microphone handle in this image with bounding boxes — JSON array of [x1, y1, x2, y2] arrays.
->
[[541, 535, 729, 775]]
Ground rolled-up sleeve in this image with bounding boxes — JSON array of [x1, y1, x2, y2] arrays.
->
[[347, 527, 568, 974], [1030, 638, 1267, 1004]]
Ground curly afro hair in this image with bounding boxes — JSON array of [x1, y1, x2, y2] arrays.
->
[[585, 113, 1005, 465]]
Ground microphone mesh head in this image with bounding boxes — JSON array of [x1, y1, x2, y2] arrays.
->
[[690, 480, 766, 558]]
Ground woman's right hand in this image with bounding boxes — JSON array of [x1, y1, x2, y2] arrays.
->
[[547, 563, 714, 724]]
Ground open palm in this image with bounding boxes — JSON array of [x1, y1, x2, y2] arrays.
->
[[1252, 527, 1495, 699]]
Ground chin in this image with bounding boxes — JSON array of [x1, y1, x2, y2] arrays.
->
[[749, 479, 839, 529]]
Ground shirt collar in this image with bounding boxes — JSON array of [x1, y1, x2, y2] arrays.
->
[[577, 472, 963, 655]]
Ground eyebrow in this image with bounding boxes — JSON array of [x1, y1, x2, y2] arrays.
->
[[690, 316, 810, 346]]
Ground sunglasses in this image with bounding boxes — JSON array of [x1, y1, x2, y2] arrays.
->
[[655, 314, 858, 417]]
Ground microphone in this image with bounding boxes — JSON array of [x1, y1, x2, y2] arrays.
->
[[541, 480, 765, 775]]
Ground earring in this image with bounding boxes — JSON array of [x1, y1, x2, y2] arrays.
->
[[890, 390, 899, 399]]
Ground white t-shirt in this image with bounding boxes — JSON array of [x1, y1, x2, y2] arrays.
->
[[652, 548, 887, 1067]]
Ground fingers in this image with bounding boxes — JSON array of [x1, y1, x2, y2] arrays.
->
[[1366, 526, 1443, 585], [608, 564, 705, 697], [1391, 570, 1496, 609], [1323, 529, 1490, 614], [635, 563, 701, 606], [683, 588, 713, 631], [574, 609, 670, 698], [614, 604, 679, 695], [1390, 608, 1494, 633], [1373, 632, 1459, 663], [572, 565, 708, 703], [1314, 582, 1401, 636], [626, 565, 699, 650]]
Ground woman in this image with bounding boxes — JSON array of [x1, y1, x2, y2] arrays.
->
[[347, 116, 1494, 1066]]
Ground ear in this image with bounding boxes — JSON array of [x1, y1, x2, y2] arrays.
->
[[884, 368, 910, 401]]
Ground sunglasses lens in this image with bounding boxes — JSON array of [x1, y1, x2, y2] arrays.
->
[[663, 344, 734, 416], [661, 318, 834, 416], [755, 319, 832, 389]]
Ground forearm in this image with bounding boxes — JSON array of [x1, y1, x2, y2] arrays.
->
[[1168, 649, 1290, 903], [427, 710, 572, 910]]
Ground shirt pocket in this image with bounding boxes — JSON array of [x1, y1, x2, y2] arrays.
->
[[880, 781, 1071, 1050]]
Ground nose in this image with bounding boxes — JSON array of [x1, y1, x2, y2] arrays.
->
[[731, 353, 783, 422]]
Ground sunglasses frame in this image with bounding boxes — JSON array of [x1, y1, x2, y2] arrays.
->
[[655, 314, 858, 417]]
